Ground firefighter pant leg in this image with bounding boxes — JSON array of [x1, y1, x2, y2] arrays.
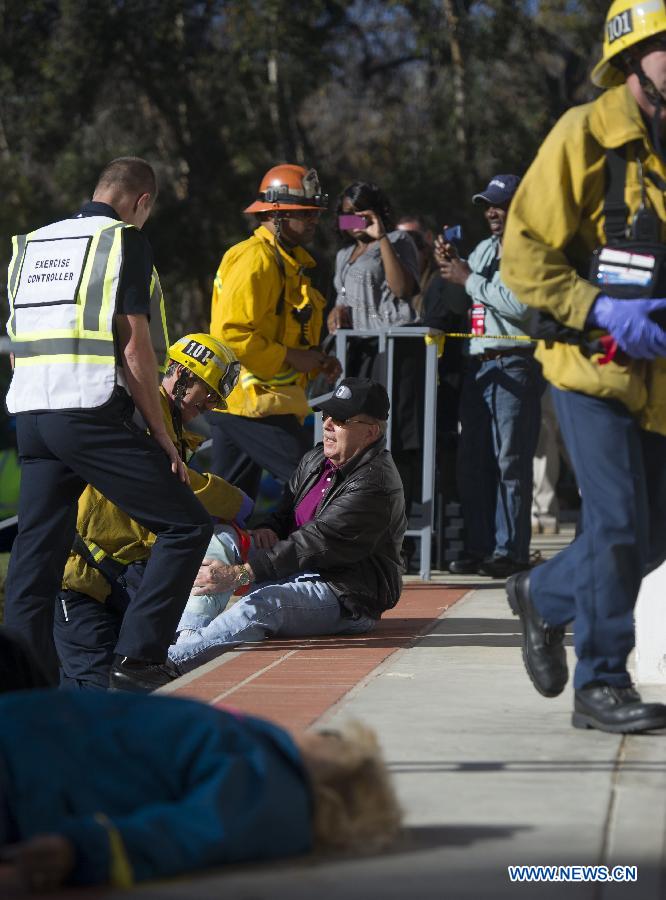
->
[[5, 390, 212, 677], [55, 589, 124, 691], [54, 562, 145, 690], [208, 412, 312, 499], [529, 389, 666, 689]]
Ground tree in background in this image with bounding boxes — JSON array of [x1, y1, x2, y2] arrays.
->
[[0, 0, 606, 333]]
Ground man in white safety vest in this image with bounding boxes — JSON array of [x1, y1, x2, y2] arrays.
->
[[4, 156, 213, 691]]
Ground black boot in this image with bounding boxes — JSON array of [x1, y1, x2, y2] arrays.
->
[[573, 684, 666, 734], [109, 655, 179, 693], [449, 556, 482, 575], [479, 556, 526, 579], [506, 571, 568, 697]]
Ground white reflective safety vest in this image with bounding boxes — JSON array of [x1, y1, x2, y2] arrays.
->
[[5, 215, 169, 413]]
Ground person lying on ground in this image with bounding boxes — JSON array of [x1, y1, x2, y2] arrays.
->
[[168, 377, 407, 675], [0, 686, 400, 890]]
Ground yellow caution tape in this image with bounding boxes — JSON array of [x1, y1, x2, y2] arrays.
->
[[440, 332, 534, 341]]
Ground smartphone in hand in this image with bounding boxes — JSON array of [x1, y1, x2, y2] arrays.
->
[[443, 225, 463, 243], [339, 214, 368, 231]]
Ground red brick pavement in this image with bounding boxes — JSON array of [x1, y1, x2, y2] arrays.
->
[[170, 583, 466, 732]]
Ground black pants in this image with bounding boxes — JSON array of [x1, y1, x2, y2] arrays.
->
[[5, 389, 213, 681], [54, 561, 146, 691], [208, 412, 312, 499]]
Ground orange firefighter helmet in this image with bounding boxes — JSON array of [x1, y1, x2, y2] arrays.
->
[[244, 164, 328, 213]]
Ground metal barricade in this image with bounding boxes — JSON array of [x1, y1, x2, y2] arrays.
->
[[311, 327, 438, 581]]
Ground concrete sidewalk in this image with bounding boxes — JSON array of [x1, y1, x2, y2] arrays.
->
[[122, 528, 666, 898], [4, 529, 663, 898]]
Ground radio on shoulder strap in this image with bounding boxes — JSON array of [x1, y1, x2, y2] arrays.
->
[[531, 140, 666, 354], [588, 144, 666, 299]]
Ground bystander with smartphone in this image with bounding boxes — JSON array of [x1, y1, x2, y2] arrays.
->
[[435, 175, 542, 579], [328, 183, 418, 333], [327, 182, 421, 566]]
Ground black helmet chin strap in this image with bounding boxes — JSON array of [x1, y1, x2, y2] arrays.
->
[[269, 214, 288, 315], [170, 371, 190, 459], [631, 57, 666, 162]]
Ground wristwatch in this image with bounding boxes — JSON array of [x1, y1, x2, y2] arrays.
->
[[235, 564, 252, 588]]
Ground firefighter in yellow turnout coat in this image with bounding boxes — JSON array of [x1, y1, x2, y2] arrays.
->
[[209, 165, 341, 498], [501, 0, 666, 733], [55, 334, 251, 692]]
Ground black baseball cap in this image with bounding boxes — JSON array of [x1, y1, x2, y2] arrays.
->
[[313, 377, 390, 421], [472, 174, 521, 206]]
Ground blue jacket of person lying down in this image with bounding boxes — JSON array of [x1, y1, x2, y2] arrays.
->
[[0, 690, 313, 885]]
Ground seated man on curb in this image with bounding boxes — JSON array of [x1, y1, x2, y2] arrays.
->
[[168, 377, 407, 674], [54, 334, 252, 693], [0, 641, 400, 890]]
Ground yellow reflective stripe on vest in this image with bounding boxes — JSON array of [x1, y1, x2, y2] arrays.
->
[[149, 268, 169, 373], [13, 354, 116, 367], [241, 367, 300, 388], [8, 233, 27, 300], [78, 221, 125, 336], [7, 233, 29, 339], [97, 224, 124, 334], [11, 337, 115, 358]]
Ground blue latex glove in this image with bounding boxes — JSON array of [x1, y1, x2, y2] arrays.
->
[[233, 490, 254, 529], [586, 294, 666, 360]]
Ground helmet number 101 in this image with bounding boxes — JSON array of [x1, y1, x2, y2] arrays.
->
[[183, 341, 213, 364], [607, 10, 633, 44]]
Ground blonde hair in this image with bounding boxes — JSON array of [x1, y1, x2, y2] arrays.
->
[[306, 721, 402, 852]]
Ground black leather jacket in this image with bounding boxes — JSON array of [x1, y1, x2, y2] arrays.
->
[[248, 436, 406, 619]]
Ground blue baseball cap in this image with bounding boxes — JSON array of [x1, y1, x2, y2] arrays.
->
[[472, 174, 521, 206]]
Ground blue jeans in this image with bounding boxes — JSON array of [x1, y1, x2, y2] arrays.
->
[[175, 527, 240, 633], [458, 353, 542, 562], [531, 389, 666, 689], [169, 574, 376, 673]]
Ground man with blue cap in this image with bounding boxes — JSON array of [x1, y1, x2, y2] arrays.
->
[[434, 174, 541, 580]]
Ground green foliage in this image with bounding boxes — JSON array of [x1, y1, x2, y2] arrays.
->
[[0, 0, 607, 330]]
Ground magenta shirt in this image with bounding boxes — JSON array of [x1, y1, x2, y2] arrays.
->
[[293, 460, 337, 528]]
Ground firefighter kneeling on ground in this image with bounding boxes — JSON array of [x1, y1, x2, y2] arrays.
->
[[55, 333, 252, 693]]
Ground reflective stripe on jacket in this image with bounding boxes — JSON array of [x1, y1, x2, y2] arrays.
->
[[501, 84, 666, 434], [210, 225, 325, 420], [6, 216, 169, 412]]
